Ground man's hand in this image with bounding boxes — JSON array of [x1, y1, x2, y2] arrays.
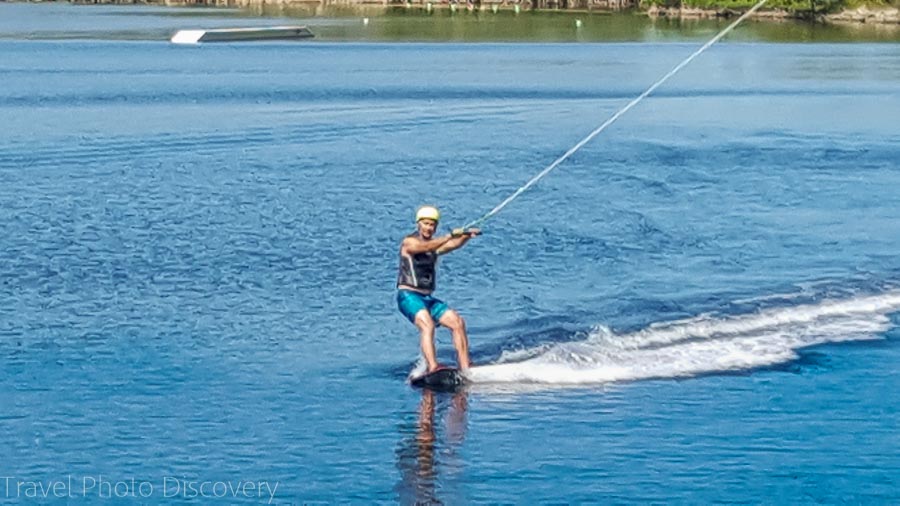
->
[[452, 228, 481, 238]]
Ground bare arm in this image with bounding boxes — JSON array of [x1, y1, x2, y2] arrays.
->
[[402, 233, 454, 256], [437, 229, 481, 255]]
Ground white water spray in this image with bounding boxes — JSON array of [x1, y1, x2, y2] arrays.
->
[[467, 291, 900, 386]]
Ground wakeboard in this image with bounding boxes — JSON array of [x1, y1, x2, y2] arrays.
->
[[410, 366, 465, 391]]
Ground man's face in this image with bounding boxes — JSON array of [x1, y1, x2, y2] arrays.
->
[[417, 219, 437, 239]]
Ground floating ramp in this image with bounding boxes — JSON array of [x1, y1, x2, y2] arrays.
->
[[170, 26, 314, 44]]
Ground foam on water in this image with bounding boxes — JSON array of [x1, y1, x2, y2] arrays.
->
[[467, 291, 900, 386]]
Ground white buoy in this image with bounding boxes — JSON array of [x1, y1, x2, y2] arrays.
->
[[575, 19, 583, 28], [363, 17, 370, 26]]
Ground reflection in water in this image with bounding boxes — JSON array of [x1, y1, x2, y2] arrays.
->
[[396, 389, 468, 505]]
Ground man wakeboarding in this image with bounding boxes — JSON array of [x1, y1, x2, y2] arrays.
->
[[397, 205, 480, 375]]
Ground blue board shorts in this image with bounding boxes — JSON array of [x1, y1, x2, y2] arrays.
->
[[397, 290, 449, 325]]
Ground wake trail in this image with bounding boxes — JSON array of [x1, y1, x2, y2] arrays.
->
[[467, 290, 900, 386]]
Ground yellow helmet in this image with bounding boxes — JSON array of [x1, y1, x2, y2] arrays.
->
[[415, 205, 441, 223]]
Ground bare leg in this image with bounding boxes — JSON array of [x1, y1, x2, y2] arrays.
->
[[438, 310, 471, 370], [414, 310, 439, 372]]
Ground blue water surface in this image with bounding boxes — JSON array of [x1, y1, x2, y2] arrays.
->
[[1, 5, 899, 505]]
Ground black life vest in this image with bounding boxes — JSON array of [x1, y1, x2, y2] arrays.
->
[[397, 239, 438, 292]]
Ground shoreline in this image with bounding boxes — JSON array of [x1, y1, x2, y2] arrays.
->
[[645, 5, 899, 25], [21, 0, 900, 27]]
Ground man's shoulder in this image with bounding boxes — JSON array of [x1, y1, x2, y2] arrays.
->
[[399, 232, 419, 253]]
